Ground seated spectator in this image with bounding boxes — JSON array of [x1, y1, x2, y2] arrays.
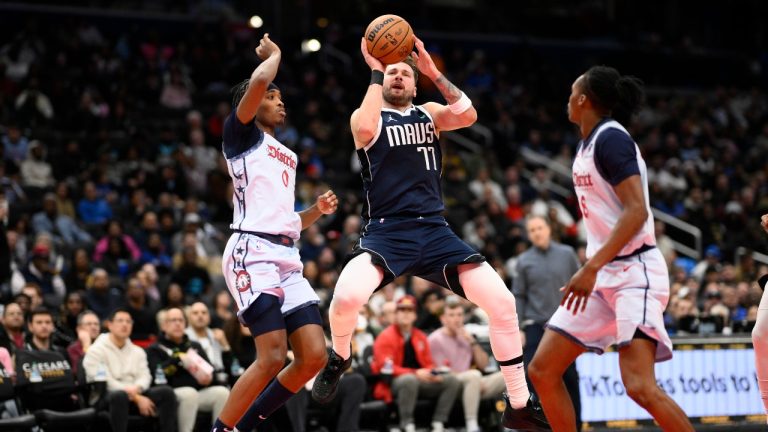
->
[[184, 301, 231, 386], [124, 276, 159, 347], [93, 220, 141, 263], [146, 307, 229, 432], [428, 300, 505, 432], [31, 192, 92, 249], [57, 291, 86, 340], [163, 282, 186, 309], [82, 308, 177, 432], [77, 181, 112, 226], [83, 268, 124, 321], [0, 302, 26, 352], [136, 263, 162, 304], [139, 231, 173, 272], [210, 290, 233, 329], [14, 245, 65, 308], [64, 247, 93, 293], [416, 287, 446, 333], [23, 307, 67, 355], [371, 295, 461, 432], [170, 246, 211, 302], [19, 139, 54, 192], [1, 122, 28, 165], [67, 310, 101, 376]]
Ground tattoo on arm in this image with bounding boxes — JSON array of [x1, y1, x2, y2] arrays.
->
[[434, 75, 462, 104]]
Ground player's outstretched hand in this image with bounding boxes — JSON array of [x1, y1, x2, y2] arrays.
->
[[256, 33, 280, 61], [360, 37, 384, 71], [561, 265, 598, 315], [761, 213, 768, 234], [411, 36, 439, 80], [317, 190, 339, 215]]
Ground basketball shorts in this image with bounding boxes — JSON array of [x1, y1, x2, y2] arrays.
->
[[346, 215, 485, 295], [546, 247, 673, 362], [222, 232, 320, 331]]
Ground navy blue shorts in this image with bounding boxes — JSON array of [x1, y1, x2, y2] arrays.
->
[[346, 215, 485, 296]]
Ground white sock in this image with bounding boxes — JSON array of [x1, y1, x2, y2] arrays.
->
[[466, 418, 479, 431], [754, 289, 768, 422]]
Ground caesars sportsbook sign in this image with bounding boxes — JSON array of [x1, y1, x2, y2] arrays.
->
[[576, 345, 763, 426]]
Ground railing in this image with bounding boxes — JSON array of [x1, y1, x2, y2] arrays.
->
[[735, 246, 768, 266]]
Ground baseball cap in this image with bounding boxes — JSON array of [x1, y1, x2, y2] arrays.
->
[[705, 245, 721, 260], [396, 295, 418, 311], [32, 244, 50, 258]]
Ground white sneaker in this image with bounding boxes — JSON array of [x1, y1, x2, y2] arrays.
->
[[430, 421, 444, 432], [403, 423, 416, 432]]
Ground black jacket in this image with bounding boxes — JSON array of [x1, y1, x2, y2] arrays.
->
[[145, 334, 212, 390]]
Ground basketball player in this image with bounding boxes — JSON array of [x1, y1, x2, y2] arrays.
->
[[211, 34, 338, 432], [528, 66, 693, 431], [311, 36, 548, 430], [755, 214, 768, 425]]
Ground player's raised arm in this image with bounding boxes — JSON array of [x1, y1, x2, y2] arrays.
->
[[350, 38, 386, 149], [235, 34, 281, 124], [412, 37, 477, 132]]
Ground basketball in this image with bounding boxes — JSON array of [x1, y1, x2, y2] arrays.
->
[[364, 15, 415, 65]]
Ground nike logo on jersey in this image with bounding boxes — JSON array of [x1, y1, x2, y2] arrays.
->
[[258, 415, 267, 420]]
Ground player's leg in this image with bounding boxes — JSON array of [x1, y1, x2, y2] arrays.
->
[[234, 306, 327, 431], [313, 253, 384, 403], [617, 335, 693, 431], [528, 329, 585, 432], [212, 295, 287, 431], [752, 279, 768, 424], [457, 263, 528, 405]]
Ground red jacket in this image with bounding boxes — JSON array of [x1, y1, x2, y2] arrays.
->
[[371, 324, 435, 403]]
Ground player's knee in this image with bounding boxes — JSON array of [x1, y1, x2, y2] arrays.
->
[[528, 356, 550, 388], [752, 320, 767, 345], [294, 345, 328, 376], [331, 290, 365, 315], [255, 347, 287, 377], [622, 377, 657, 407]]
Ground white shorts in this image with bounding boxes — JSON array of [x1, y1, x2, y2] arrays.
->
[[546, 247, 673, 362], [222, 232, 319, 320]]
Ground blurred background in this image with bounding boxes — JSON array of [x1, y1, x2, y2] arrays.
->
[[0, 0, 767, 431]]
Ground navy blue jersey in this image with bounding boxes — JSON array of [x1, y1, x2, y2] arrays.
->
[[357, 105, 444, 218]]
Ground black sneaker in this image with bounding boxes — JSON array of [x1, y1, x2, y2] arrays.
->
[[501, 392, 550, 431], [311, 348, 352, 404]]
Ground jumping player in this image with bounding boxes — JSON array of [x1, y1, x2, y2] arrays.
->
[[755, 214, 768, 425], [211, 34, 338, 432], [311, 36, 548, 430], [528, 66, 693, 431]]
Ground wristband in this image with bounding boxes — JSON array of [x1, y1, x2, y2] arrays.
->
[[448, 92, 472, 114], [370, 70, 384, 86]]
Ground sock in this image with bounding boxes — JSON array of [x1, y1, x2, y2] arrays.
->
[[466, 418, 479, 431], [235, 378, 295, 431], [459, 263, 530, 408], [212, 418, 233, 432], [754, 290, 768, 423], [499, 356, 529, 408]]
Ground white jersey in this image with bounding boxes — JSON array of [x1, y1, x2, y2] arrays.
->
[[224, 123, 301, 240], [572, 120, 655, 258]]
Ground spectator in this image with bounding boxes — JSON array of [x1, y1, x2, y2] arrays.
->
[[19, 139, 54, 191], [146, 307, 229, 432], [0, 302, 25, 352], [210, 290, 233, 329], [64, 247, 93, 293], [82, 308, 177, 432], [1, 122, 28, 165], [15, 244, 65, 307], [23, 307, 66, 356], [67, 310, 101, 375], [184, 301, 231, 386], [124, 276, 158, 346], [57, 291, 86, 340], [371, 295, 461, 432], [428, 298, 505, 432], [31, 192, 92, 249], [83, 268, 124, 321], [77, 181, 113, 226], [93, 220, 141, 263], [170, 246, 211, 302]]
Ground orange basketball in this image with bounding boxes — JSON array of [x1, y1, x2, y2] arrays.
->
[[364, 15, 415, 65]]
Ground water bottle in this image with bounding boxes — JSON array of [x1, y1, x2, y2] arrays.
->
[[154, 364, 167, 385], [29, 363, 42, 383], [230, 358, 244, 377], [381, 357, 394, 385], [95, 363, 108, 382]]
